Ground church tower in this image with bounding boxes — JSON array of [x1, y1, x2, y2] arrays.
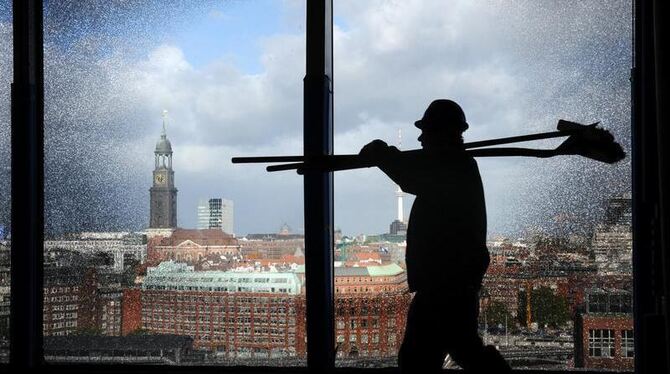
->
[[149, 111, 178, 228]]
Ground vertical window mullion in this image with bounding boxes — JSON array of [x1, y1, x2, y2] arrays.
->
[[304, 0, 334, 371], [10, 0, 44, 369]]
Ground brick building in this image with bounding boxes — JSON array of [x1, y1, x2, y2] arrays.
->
[[239, 237, 305, 261], [123, 261, 411, 360], [125, 261, 305, 358], [121, 288, 142, 336], [333, 263, 411, 358], [43, 266, 98, 336], [148, 228, 239, 265], [98, 285, 124, 336], [574, 288, 634, 370]]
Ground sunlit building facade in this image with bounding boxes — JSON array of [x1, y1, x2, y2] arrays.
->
[[129, 261, 305, 357], [333, 264, 410, 358]]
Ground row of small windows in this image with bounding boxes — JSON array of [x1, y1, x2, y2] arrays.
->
[[144, 285, 293, 293], [144, 305, 294, 315], [46, 321, 78, 330], [50, 304, 77, 311], [143, 295, 293, 304], [336, 318, 396, 329], [46, 312, 78, 320], [47, 286, 79, 293], [148, 276, 294, 284], [336, 306, 386, 315], [336, 277, 394, 283], [587, 293, 632, 314], [44, 295, 78, 302], [336, 333, 396, 344], [336, 286, 398, 293], [143, 315, 295, 325], [588, 329, 634, 358], [143, 321, 294, 336]]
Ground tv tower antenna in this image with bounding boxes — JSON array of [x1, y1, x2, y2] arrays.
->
[[395, 129, 404, 222]]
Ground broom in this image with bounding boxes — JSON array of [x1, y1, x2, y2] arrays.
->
[[231, 120, 626, 174]]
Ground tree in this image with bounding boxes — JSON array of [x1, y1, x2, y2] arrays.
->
[[517, 286, 571, 329], [484, 301, 512, 328]]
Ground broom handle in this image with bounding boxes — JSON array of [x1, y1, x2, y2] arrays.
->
[[266, 147, 560, 173], [465, 130, 570, 148], [232, 130, 574, 164]]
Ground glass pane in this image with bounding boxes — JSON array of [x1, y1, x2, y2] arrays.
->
[[43, 1, 306, 365], [334, 1, 632, 371], [0, 0, 11, 363]]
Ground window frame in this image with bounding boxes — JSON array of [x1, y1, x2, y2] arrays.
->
[[5, 0, 668, 373], [621, 329, 635, 359], [588, 329, 616, 358]]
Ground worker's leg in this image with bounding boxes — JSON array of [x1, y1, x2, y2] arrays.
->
[[445, 291, 511, 373], [398, 292, 449, 373]]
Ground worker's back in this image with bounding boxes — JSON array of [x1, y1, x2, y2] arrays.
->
[[381, 148, 488, 292]]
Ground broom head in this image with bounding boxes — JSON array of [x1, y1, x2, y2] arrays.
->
[[555, 120, 626, 164]]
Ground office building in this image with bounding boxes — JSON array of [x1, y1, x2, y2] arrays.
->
[[197, 198, 234, 235]]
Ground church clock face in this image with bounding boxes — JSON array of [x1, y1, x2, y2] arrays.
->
[[155, 173, 166, 185]]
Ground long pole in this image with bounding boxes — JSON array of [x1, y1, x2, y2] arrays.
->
[[265, 148, 558, 173], [232, 129, 574, 164]]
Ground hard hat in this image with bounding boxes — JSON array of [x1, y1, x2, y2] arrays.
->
[[414, 99, 469, 132]]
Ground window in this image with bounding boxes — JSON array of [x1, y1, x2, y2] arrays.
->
[[588, 294, 609, 314], [621, 330, 634, 358], [333, 0, 633, 370], [40, 0, 306, 366], [589, 329, 616, 358], [5, 0, 670, 373]]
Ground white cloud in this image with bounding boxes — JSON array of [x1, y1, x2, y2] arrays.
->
[[2, 1, 630, 236]]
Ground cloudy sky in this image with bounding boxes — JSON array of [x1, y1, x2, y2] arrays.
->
[[0, 0, 632, 238]]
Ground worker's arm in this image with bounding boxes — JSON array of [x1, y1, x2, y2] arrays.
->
[[358, 140, 434, 195]]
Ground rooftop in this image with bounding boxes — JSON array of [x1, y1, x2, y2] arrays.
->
[[294, 263, 404, 277], [159, 228, 237, 246], [143, 261, 302, 294]]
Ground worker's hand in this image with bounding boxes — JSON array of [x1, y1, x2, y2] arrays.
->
[[359, 139, 391, 165]]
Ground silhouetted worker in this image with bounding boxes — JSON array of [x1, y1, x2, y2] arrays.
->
[[359, 99, 511, 373]]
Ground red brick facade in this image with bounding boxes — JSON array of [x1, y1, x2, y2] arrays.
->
[[43, 267, 97, 336], [136, 290, 304, 358], [121, 288, 142, 336], [147, 229, 239, 265], [575, 314, 634, 370], [334, 292, 411, 358]]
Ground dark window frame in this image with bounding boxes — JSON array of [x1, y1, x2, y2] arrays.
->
[[6, 0, 669, 373]]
